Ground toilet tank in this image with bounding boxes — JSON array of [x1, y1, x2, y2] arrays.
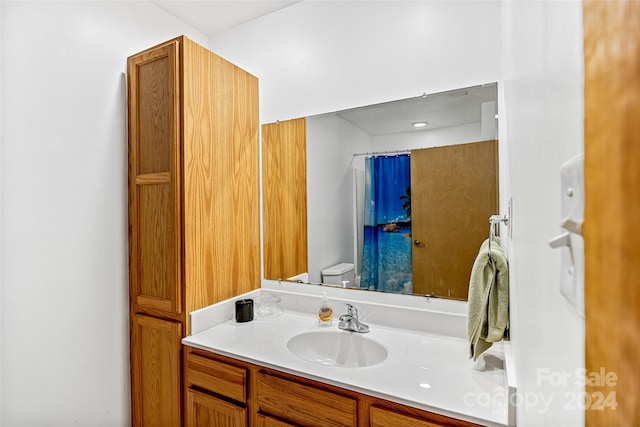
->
[[321, 263, 355, 287]]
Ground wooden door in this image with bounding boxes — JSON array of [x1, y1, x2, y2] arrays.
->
[[262, 118, 308, 280], [186, 389, 247, 427], [411, 141, 498, 299], [128, 40, 182, 316], [583, 1, 640, 425], [130, 314, 183, 427]]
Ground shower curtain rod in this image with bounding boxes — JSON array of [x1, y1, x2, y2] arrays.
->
[[352, 149, 411, 157]]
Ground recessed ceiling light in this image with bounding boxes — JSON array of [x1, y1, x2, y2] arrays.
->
[[412, 122, 428, 128]]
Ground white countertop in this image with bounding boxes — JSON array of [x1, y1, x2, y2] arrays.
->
[[182, 289, 510, 426]]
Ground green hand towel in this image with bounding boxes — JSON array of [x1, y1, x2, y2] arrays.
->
[[467, 238, 509, 361]]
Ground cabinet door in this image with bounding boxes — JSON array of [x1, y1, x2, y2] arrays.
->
[[130, 314, 182, 427], [128, 40, 183, 315], [186, 389, 247, 427]]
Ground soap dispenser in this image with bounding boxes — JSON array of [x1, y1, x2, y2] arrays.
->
[[318, 292, 333, 326]]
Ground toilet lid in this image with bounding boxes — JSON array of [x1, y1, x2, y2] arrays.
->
[[321, 263, 354, 275]]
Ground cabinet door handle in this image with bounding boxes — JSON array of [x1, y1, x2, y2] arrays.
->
[[413, 240, 426, 247]]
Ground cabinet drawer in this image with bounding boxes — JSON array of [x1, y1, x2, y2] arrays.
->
[[370, 405, 480, 427], [186, 351, 247, 403], [256, 413, 298, 427], [256, 371, 357, 427], [371, 406, 441, 427]]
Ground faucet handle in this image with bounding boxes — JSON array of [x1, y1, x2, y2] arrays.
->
[[344, 303, 358, 318]]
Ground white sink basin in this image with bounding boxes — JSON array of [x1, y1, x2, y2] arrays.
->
[[286, 330, 388, 368]]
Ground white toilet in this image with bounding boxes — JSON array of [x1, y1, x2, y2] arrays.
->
[[321, 263, 355, 287]]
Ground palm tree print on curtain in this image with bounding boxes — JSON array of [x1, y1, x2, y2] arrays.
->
[[361, 154, 413, 293]]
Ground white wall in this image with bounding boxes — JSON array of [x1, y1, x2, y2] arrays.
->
[[0, 1, 3, 423], [1, 2, 208, 425], [501, 1, 584, 426], [306, 115, 370, 283], [209, 1, 502, 124]]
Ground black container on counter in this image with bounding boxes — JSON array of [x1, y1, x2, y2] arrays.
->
[[235, 299, 254, 323]]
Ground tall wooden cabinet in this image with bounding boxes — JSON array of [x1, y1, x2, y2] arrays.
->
[[127, 36, 260, 426]]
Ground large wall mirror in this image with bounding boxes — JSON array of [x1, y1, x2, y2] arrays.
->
[[262, 83, 499, 300]]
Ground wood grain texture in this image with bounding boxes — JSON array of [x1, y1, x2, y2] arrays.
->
[[186, 351, 247, 403], [137, 184, 178, 312], [136, 172, 170, 185], [137, 53, 172, 175], [583, 1, 640, 425], [128, 36, 261, 426], [184, 347, 481, 427], [181, 38, 261, 313], [371, 406, 447, 427], [255, 413, 295, 427], [262, 118, 308, 280], [186, 389, 247, 427], [256, 370, 357, 426], [411, 140, 498, 299], [128, 39, 182, 317], [130, 314, 182, 427], [128, 35, 260, 325]]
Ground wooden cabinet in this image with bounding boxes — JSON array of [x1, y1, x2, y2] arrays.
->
[[370, 406, 457, 427], [255, 414, 297, 427], [127, 36, 260, 426], [185, 349, 249, 427], [256, 370, 357, 426], [185, 351, 248, 403], [131, 314, 183, 427], [186, 389, 247, 427], [184, 347, 481, 427]]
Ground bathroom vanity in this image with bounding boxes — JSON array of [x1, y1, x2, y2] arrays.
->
[[185, 347, 481, 426], [182, 289, 511, 426]]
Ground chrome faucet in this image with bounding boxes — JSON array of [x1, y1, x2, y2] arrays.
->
[[338, 304, 369, 333]]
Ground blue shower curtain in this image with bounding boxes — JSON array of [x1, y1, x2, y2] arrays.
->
[[361, 154, 413, 293]]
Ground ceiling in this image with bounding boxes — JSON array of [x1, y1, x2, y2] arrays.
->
[[150, 1, 303, 36], [328, 84, 498, 137]]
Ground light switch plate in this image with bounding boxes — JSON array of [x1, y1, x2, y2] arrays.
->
[[558, 153, 585, 317]]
